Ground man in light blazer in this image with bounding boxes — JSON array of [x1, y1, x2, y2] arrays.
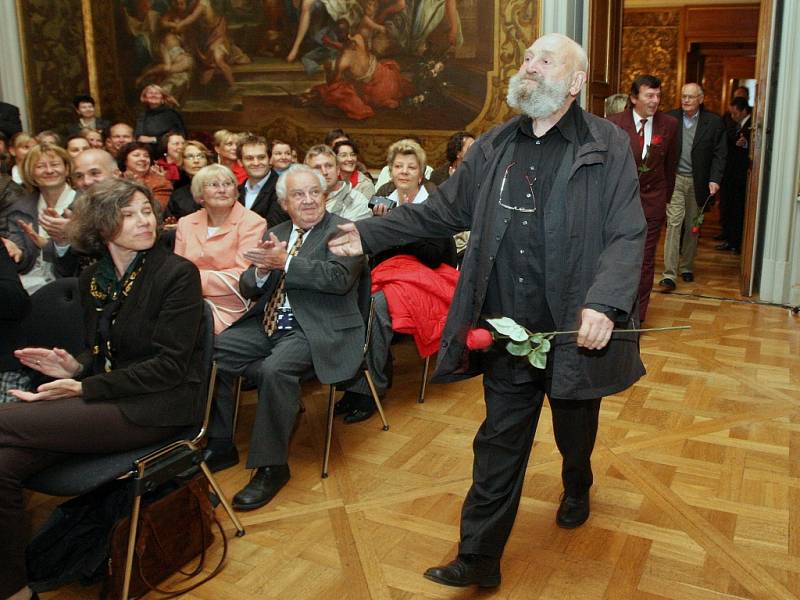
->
[[659, 83, 726, 290], [206, 164, 365, 510], [607, 75, 678, 321]]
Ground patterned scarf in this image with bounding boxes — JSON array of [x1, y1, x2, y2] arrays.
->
[[89, 251, 147, 373]]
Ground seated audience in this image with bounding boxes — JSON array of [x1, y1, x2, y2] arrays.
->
[[429, 131, 475, 185], [118, 141, 173, 209], [333, 139, 375, 198], [106, 123, 135, 157], [65, 134, 90, 159], [269, 139, 294, 175], [0, 239, 30, 403], [213, 130, 247, 185], [80, 127, 105, 149], [305, 144, 372, 221], [374, 138, 434, 189], [203, 165, 365, 512], [165, 140, 211, 220], [135, 84, 186, 151], [175, 164, 266, 333], [8, 133, 36, 184], [0, 178, 205, 600], [155, 130, 188, 185], [325, 128, 372, 181], [237, 134, 289, 225], [13, 143, 77, 291], [338, 139, 457, 423], [66, 94, 110, 137]]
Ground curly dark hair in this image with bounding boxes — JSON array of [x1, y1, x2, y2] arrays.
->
[[67, 178, 160, 256]]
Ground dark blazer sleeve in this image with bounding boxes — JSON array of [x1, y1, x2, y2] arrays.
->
[[0, 241, 28, 319], [80, 256, 204, 401], [0, 102, 22, 138], [708, 115, 728, 185]]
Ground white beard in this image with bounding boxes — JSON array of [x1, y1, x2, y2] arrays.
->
[[506, 73, 571, 119]]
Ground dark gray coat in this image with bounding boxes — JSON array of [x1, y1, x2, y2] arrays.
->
[[356, 108, 647, 400]]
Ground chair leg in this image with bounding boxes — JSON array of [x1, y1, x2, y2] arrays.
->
[[322, 385, 336, 478], [199, 460, 246, 537], [232, 376, 243, 435], [364, 369, 389, 431], [418, 356, 431, 403], [121, 494, 143, 600]]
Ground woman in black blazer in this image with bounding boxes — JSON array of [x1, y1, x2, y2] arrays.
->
[[0, 178, 204, 600]]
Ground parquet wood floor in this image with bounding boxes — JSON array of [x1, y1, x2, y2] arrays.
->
[[33, 220, 800, 599]]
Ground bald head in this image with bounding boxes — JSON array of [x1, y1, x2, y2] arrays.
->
[[507, 33, 588, 120], [72, 148, 120, 192]]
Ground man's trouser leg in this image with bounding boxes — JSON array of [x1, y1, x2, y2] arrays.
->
[[638, 214, 665, 321], [348, 291, 393, 397], [679, 184, 701, 276], [458, 373, 545, 558], [550, 397, 602, 497], [663, 174, 692, 282]]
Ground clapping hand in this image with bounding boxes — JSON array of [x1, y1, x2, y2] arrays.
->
[[10, 379, 82, 402], [10, 347, 83, 402], [2, 237, 22, 262], [328, 223, 364, 256], [243, 233, 289, 274], [17, 219, 47, 249], [38, 207, 71, 244]]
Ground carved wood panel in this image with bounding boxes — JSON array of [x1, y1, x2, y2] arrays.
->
[[621, 9, 682, 110]]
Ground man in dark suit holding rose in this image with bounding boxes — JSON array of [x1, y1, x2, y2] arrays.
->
[[607, 75, 679, 321]]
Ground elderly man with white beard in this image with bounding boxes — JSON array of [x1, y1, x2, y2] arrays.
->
[[328, 33, 646, 588]]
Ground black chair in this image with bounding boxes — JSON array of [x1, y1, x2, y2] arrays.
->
[[24, 289, 245, 600]]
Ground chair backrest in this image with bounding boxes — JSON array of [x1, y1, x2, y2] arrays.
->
[[23, 277, 83, 356]]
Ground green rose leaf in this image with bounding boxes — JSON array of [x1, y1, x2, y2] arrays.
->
[[506, 340, 532, 356], [528, 348, 548, 369], [539, 338, 551, 353], [486, 317, 529, 342]]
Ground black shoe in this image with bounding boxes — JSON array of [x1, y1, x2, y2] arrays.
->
[[203, 441, 239, 473], [423, 554, 501, 588], [715, 241, 733, 251], [658, 278, 676, 292], [333, 394, 355, 416], [343, 406, 376, 424], [681, 272, 694, 282], [232, 465, 290, 511], [556, 493, 590, 529]]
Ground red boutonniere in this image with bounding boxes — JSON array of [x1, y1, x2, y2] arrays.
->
[[637, 134, 663, 176], [651, 134, 663, 146]]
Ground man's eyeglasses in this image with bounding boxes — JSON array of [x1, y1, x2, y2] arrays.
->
[[498, 161, 537, 213]]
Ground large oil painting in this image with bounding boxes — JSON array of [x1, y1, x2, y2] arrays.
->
[[18, 0, 535, 165]]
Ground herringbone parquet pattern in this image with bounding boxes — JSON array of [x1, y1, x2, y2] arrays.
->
[[34, 224, 800, 599]]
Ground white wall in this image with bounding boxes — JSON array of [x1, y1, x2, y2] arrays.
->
[[0, 1, 29, 130]]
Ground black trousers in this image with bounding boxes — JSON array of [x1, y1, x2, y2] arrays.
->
[[0, 398, 180, 598], [458, 371, 600, 558]]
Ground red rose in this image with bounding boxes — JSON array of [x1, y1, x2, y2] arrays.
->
[[651, 134, 663, 145], [691, 226, 700, 235], [466, 328, 494, 350]]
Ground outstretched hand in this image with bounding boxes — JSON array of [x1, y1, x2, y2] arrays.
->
[[327, 223, 364, 256], [10, 378, 82, 402], [17, 219, 48, 249], [14, 346, 82, 379], [2, 237, 22, 262]]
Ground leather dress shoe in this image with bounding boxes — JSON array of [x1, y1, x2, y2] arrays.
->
[[232, 465, 290, 511], [556, 493, 590, 529], [342, 391, 376, 424], [333, 394, 355, 416], [658, 278, 676, 292], [423, 554, 501, 588], [203, 441, 239, 473], [681, 272, 694, 282]]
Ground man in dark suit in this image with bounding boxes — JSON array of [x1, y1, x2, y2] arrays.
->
[[0, 102, 22, 140], [717, 97, 751, 253], [659, 83, 726, 290], [206, 164, 365, 510], [237, 134, 290, 226], [607, 75, 678, 321]]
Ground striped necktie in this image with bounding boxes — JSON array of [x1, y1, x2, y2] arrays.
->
[[263, 228, 306, 336]]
